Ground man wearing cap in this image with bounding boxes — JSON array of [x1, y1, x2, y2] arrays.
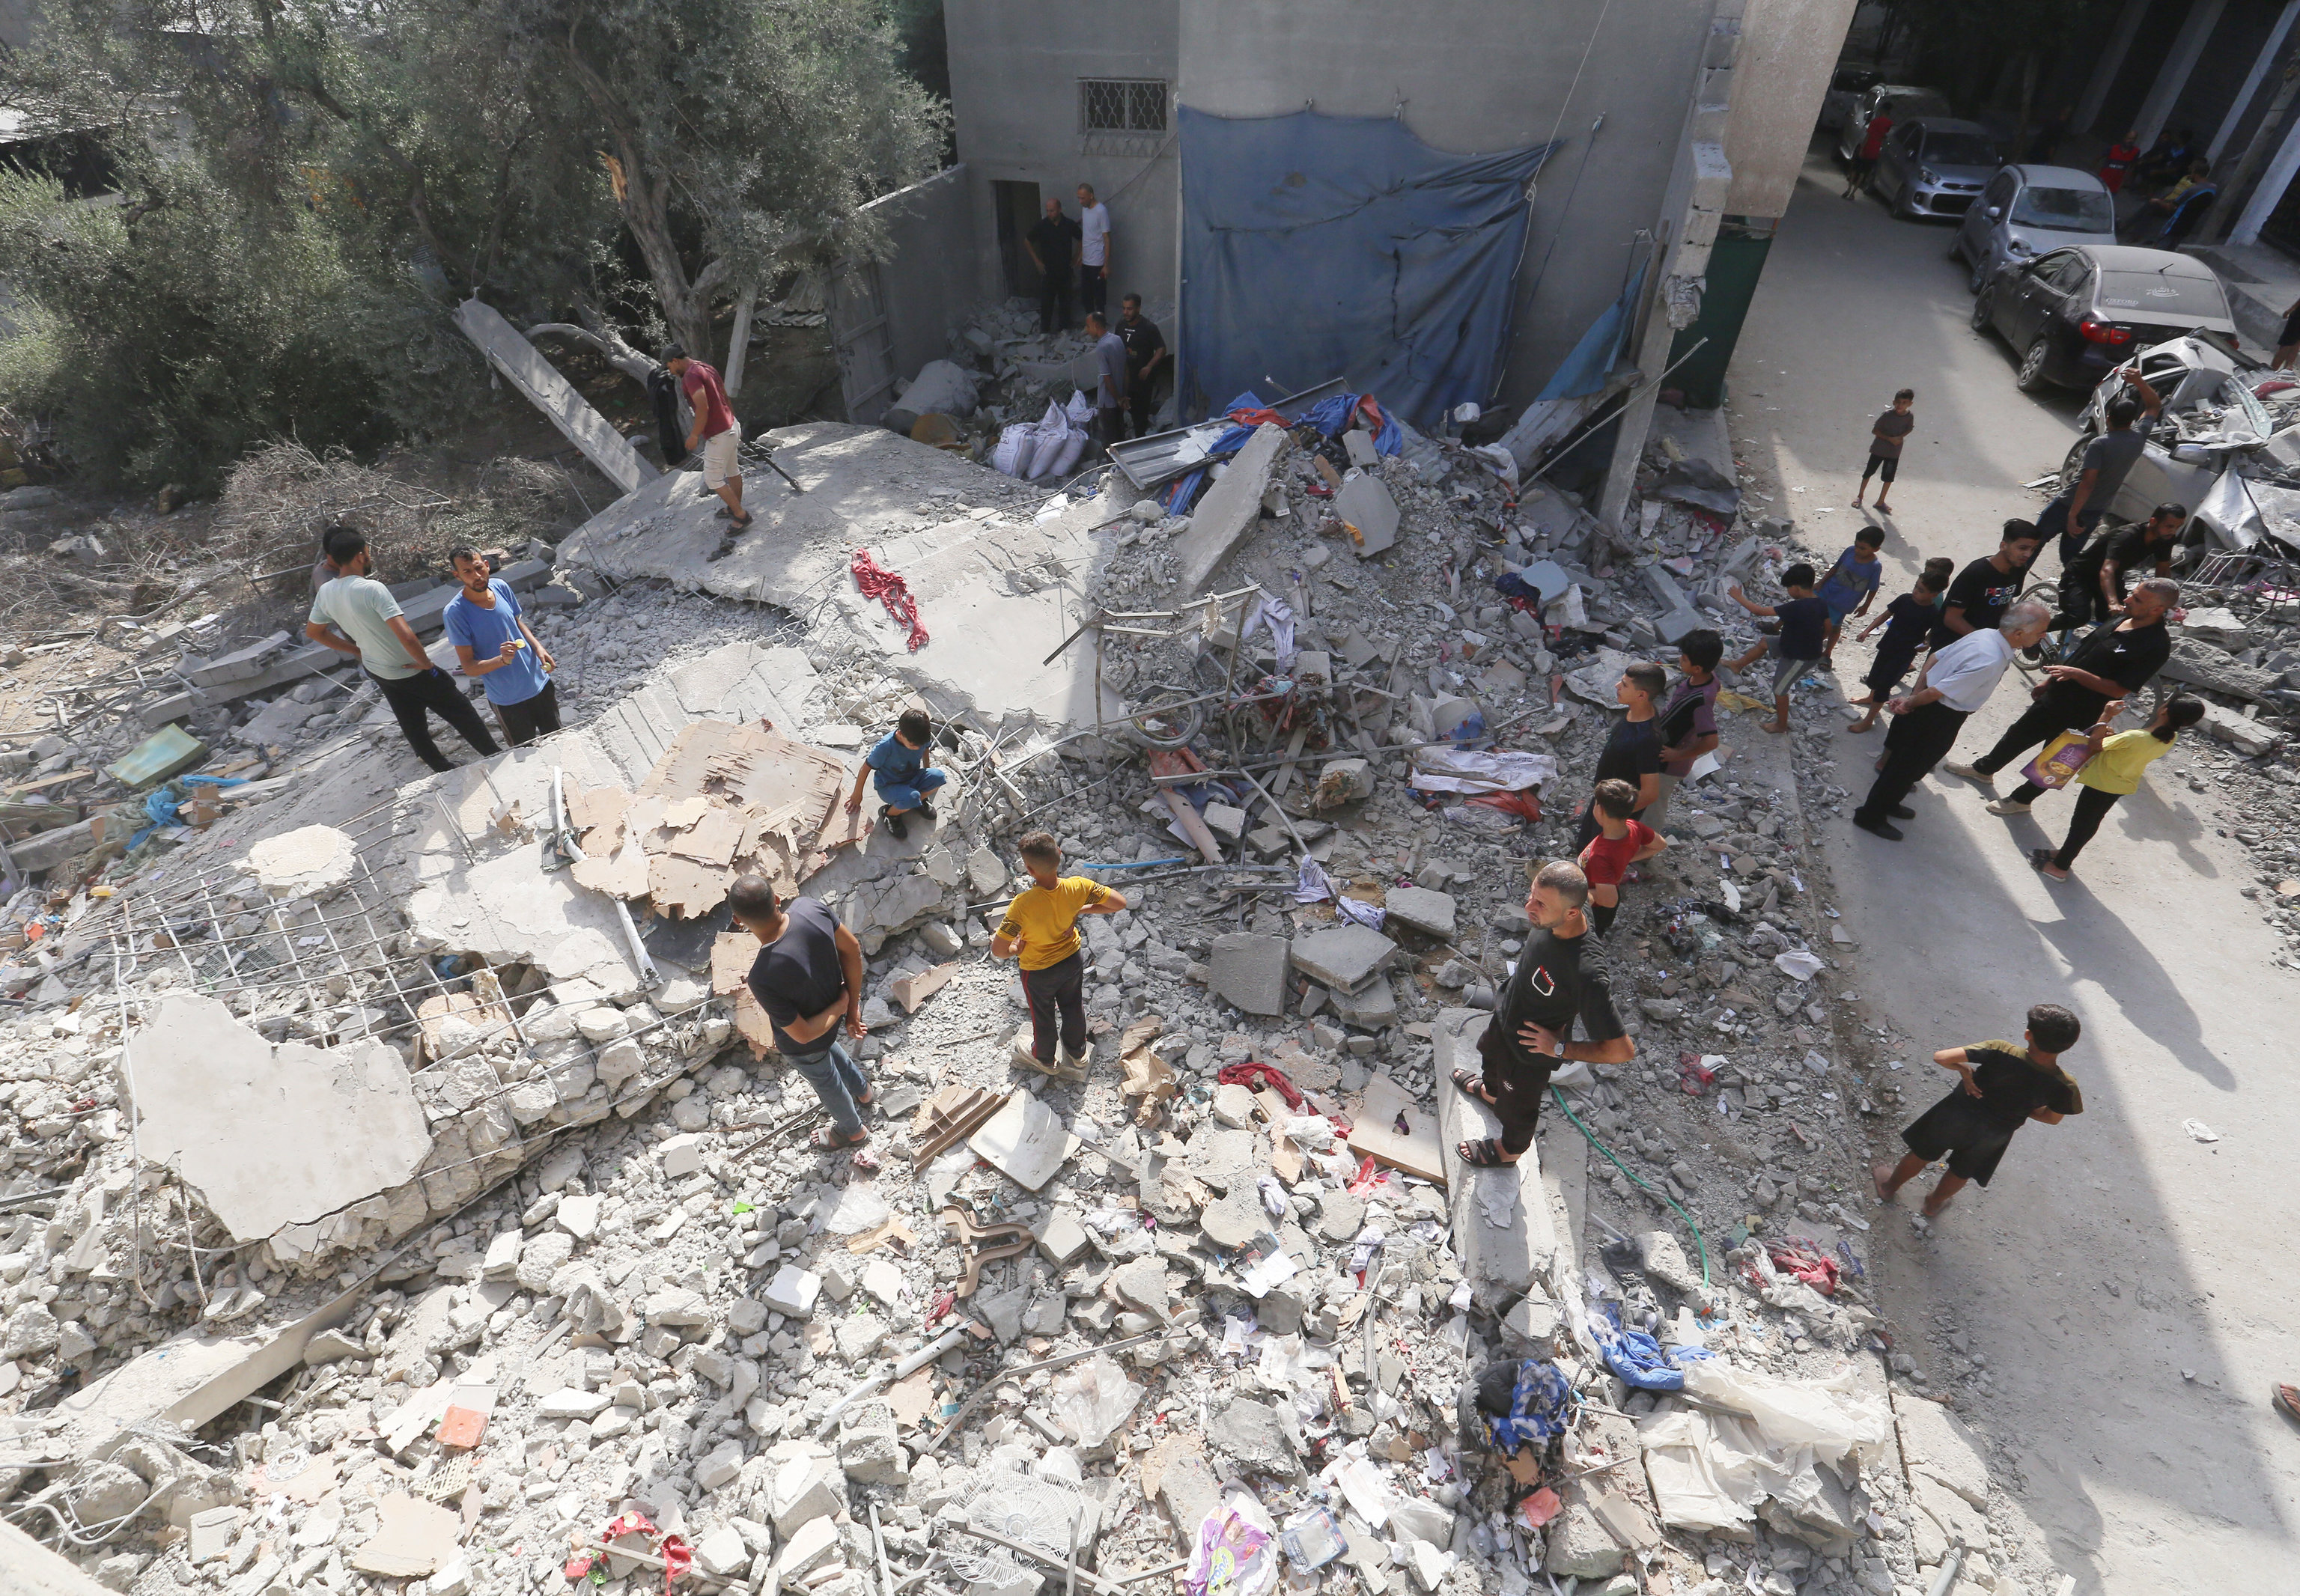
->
[[660, 345, 749, 529]]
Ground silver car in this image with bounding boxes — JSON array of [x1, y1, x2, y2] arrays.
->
[[1871, 118, 2000, 219], [1953, 165, 2117, 293]]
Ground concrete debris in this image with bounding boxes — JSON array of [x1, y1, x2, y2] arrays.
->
[[0, 368, 2083, 1596]]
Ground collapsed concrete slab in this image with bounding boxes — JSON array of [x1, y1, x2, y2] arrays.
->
[[556, 424, 1131, 734], [1172, 424, 1288, 594], [126, 996, 432, 1243], [455, 299, 657, 493]]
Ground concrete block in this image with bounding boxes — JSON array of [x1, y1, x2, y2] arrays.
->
[[770, 1452, 845, 1535], [481, 1231, 523, 1282], [1035, 1210, 1091, 1267], [1289, 925, 1396, 991], [1893, 1389, 1991, 1510], [694, 1525, 750, 1577], [1327, 976, 1398, 1029], [1208, 933, 1289, 1016], [1381, 887, 1456, 940], [1688, 141, 1732, 214], [1333, 473, 1399, 558], [1173, 424, 1288, 593], [658, 1133, 706, 1178], [696, 1440, 747, 1492], [538, 1387, 611, 1420], [762, 1265, 822, 1318], [455, 299, 656, 493], [776, 1514, 842, 1584], [1201, 801, 1247, 841]]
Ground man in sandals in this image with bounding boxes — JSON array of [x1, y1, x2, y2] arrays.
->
[[660, 344, 752, 532], [1450, 860, 1635, 1167], [731, 875, 876, 1157]]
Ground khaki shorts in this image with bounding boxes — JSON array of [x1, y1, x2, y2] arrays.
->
[[701, 427, 741, 490]]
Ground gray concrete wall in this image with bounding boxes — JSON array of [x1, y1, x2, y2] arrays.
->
[[1174, 0, 1719, 410], [1726, 0, 1862, 218], [945, 0, 1183, 312], [860, 165, 985, 384]]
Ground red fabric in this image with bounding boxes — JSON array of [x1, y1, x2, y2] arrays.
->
[[1218, 1060, 1304, 1109], [1858, 115, 1892, 160], [1226, 403, 1286, 429], [1765, 1241, 1841, 1296], [1578, 820, 1655, 889], [852, 548, 930, 651], [1467, 789, 1542, 822], [2099, 141, 2140, 193], [680, 361, 736, 438]]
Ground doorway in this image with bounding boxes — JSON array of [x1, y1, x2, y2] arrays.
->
[[994, 180, 1044, 298]]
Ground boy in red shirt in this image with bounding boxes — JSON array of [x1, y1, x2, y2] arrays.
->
[[1577, 779, 1667, 936]]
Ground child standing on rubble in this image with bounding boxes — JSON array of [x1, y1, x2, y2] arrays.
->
[[991, 832, 1128, 1079], [845, 707, 947, 841], [1577, 779, 1667, 937], [1874, 1003, 2084, 1223], [1724, 564, 1830, 734]]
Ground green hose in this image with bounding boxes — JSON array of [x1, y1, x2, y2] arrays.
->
[[1549, 1085, 1712, 1288]]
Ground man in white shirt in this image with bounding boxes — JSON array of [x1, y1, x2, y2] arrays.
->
[[1854, 600, 2051, 841], [1076, 183, 1111, 318]]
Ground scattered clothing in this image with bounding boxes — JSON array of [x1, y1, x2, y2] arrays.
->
[[1590, 1303, 1714, 1392], [851, 548, 930, 650], [1480, 1359, 1574, 1450]]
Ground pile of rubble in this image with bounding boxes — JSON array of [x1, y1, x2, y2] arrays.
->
[[0, 390, 2083, 1596]]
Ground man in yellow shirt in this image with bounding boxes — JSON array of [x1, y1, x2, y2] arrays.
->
[[991, 831, 1128, 1078]]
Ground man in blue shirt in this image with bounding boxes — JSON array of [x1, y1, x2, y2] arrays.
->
[[442, 548, 561, 746], [843, 707, 946, 841]]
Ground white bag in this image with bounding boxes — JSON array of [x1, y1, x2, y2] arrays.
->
[[1011, 430, 1047, 479], [991, 423, 1032, 477], [1065, 389, 1096, 428], [1042, 428, 1089, 478]]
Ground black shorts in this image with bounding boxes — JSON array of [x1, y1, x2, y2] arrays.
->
[[1864, 642, 1920, 697], [1902, 1091, 2020, 1185], [1862, 454, 1898, 483]]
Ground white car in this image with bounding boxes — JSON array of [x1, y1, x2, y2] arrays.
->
[[2060, 336, 2300, 554], [1953, 165, 2116, 293]]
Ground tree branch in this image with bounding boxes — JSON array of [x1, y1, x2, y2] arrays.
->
[[525, 323, 654, 387]]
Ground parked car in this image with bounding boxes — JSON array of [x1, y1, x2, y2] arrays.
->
[[1870, 118, 2000, 219], [1835, 84, 1953, 165], [1970, 244, 2239, 392], [1952, 165, 2115, 290], [1819, 65, 1884, 132]]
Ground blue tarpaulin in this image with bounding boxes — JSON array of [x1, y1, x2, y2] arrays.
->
[[1178, 109, 1557, 430], [1537, 261, 1647, 400]]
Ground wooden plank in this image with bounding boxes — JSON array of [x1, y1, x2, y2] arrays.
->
[[1345, 1070, 1446, 1185]]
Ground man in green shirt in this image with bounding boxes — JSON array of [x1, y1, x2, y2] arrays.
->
[[304, 527, 501, 773]]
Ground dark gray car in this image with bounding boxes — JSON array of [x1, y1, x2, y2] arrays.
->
[[1971, 244, 2238, 392]]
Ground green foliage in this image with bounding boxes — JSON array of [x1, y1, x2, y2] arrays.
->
[[0, 165, 401, 491], [0, 0, 947, 485]]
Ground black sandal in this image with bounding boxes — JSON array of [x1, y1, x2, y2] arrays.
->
[[1449, 1067, 1494, 1103], [1457, 1138, 1518, 1167], [810, 1125, 870, 1152]]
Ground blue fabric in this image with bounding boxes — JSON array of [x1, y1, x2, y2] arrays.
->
[[877, 769, 946, 812], [1300, 394, 1402, 456], [1538, 261, 1647, 400], [866, 731, 927, 792], [1485, 1360, 1573, 1451], [1178, 108, 1558, 430], [1590, 1303, 1714, 1392], [442, 580, 550, 705]]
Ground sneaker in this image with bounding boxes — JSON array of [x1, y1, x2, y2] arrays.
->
[[1852, 812, 1905, 841], [917, 796, 938, 823], [1941, 761, 1994, 786], [883, 810, 908, 841], [1984, 797, 2032, 815]]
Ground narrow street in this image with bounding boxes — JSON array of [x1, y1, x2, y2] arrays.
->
[[1726, 146, 2300, 1590]]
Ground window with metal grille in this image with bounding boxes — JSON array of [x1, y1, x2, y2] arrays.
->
[[1079, 79, 1167, 135]]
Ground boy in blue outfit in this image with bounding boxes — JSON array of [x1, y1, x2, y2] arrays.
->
[[845, 707, 946, 841]]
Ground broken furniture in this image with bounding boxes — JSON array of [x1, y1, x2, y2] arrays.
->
[[938, 1206, 1034, 1297]]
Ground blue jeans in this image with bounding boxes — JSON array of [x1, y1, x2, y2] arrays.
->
[[875, 767, 946, 813], [787, 1039, 870, 1135]]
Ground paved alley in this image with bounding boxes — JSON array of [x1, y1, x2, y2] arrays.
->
[[1729, 144, 2300, 1592]]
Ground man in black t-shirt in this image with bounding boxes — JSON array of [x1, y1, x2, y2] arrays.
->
[[1875, 1004, 2083, 1219], [1929, 523, 2040, 649], [1574, 662, 1665, 853], [1949, 579, 2175, 803], [731, 876, 877, 1154], [1024, 197, 1082, 334], [1116, 293, 1167, 439], [2059, 503, 2182, 630], [1447, 860, 1634, 1166]]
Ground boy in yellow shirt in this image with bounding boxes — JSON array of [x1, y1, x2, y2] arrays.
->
[[991, 831, 1128, 1078]]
